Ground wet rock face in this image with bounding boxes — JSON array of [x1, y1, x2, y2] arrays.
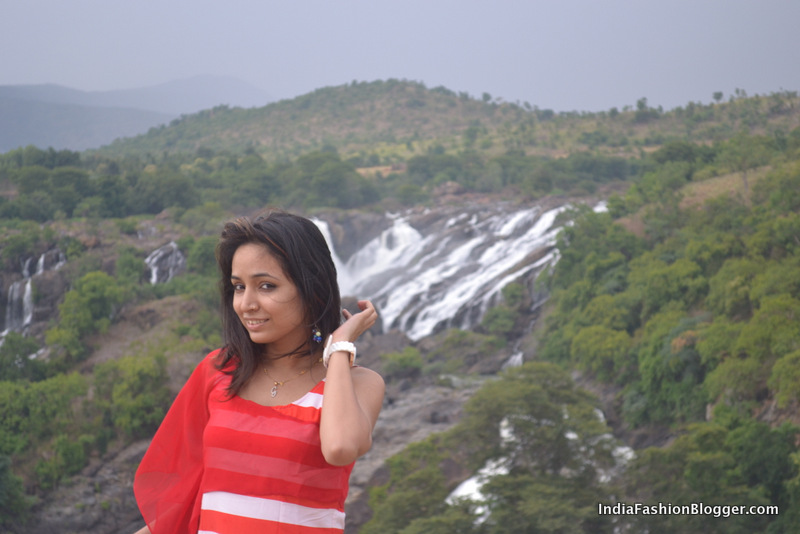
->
[[144, 241, 186, 284], [317, 200, 567, 341], [2, 248, 67, 337]]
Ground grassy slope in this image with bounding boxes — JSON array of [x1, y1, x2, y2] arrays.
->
[[95, 81, 800, 166]]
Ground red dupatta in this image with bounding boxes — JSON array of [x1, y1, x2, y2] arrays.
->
[[134, 350, 225, 534]]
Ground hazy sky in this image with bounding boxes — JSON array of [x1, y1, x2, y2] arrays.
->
[[2, 0, 798, 112]]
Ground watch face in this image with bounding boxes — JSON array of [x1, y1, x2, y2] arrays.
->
[[324, 342, 356, 366]]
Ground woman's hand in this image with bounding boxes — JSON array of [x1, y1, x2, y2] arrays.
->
[[332, 300, 378, 343]]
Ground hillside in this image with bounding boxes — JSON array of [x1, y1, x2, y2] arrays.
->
[[97, 81, 800, 163], [98, 80, 530, 159], [0, 97, 172, 153]]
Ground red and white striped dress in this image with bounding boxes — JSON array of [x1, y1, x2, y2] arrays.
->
[[134, 350, 353, 534]]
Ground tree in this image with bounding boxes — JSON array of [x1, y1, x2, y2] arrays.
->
[[0, 332, 45, 382], [706, 295, 800, 405], [627, 310, 707, 425], [481, 305, 516, 338], [551, 207, 643, 290], [0, 455, 29, 525], [94, 354, 169, 438], [735, 294, 800, 363], [456, 363, 618, 532], [570, 325, 631, 382], [481, 474, 610, 534], [380, 347, 423, 381], [634, 97, 659, 123], [186, 236, 219, 277], [716, 132, 772, 200], [770, 350, 800, 408], [49, 167, 92, 217], [12, 165, 49, 195], [627, 255, 707, 321], [621, 423, 772, 533], [45, 271, 126, 360], [363, 363, 620, 533], [398, 500, 481, 534], [130, 169, 198, 213], [751, 160, 800, 214], [706, 257, 764, 319], [94, 174, 130, 217], [726, 420, 798, 507], [116, 246, 147, 285]]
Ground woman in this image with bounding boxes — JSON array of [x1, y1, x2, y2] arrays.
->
[[133, 210, 385, 533]]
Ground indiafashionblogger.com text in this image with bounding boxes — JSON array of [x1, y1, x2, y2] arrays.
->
[[598, 502, 779, 519]]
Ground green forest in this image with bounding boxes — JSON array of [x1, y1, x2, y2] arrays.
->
[[359, 128, 800, 532], [1, 81, 799, 532]]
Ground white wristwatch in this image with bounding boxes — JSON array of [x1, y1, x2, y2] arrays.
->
[[323, 335, 357, 367]]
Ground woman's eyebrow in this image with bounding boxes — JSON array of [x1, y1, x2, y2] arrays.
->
[[230, 272, 278, 280]]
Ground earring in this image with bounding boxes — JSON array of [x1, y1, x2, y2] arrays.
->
[[312, 327, 323, 344]]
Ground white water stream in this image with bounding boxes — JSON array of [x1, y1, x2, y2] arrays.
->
[[2, 250, 65, 337], [317, 203, 567, 340]]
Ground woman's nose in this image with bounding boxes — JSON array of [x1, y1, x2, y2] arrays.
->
[[238, 288, 258, 312]]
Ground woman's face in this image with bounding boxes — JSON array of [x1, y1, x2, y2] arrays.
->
[[230, 242, 307, 355]]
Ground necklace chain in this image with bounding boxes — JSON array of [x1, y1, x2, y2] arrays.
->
[[263, 358, 321, 398]]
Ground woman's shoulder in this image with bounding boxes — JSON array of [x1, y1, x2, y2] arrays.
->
[[186, 348, 233, 390], [351, 365, 385, 391], [203, 347, 237, 371]]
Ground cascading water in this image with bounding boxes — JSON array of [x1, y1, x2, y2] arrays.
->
[[3, 259, 33, 334], [317, 201, 570, 341], [144, 242, 186, 285], [2, 249, 66, 336]]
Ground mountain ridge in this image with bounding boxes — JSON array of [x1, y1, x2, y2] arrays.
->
[[97, 79, 534, 159], [0, 75, 274, 151]]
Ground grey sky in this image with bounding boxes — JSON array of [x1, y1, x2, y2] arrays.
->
[[2, 0, 798, 112]]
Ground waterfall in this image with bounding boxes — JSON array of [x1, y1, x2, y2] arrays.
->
[[144, 242, 186, 284], [501, 352, 524, 369], [2, 249, 66, 336], [4, 277, 29, 334], [316, 201, 570, 341]]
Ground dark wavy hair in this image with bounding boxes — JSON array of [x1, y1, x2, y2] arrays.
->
[[215, 210, 342, 396]]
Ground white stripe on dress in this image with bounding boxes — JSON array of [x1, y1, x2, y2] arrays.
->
[[201, 491, 345, 529], [292, 390, 324, 409]]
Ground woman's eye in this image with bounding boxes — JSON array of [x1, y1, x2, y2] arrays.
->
[[259, 282, 275, 291], [232, 283, 245, 292]]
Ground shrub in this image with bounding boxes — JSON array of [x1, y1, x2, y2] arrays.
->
[[380, 347, 423, 381], [94, 354, 170, 439]]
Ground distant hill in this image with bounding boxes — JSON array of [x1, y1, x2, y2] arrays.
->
[[98, 79, 532, 159], [0, 97, 172, 152], [0, 75, 274, 152], [96, 80, 800, 163]]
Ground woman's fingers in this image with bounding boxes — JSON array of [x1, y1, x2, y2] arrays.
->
[[335, 300, 378, 341]]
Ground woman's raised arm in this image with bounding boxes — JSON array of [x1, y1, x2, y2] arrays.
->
[[319, 300, 385, 466]]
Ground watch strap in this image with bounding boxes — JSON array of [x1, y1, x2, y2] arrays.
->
[[323, 335, 356, 367]]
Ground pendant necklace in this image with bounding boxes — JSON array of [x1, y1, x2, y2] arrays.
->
[[263, 358, 322, 398]]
